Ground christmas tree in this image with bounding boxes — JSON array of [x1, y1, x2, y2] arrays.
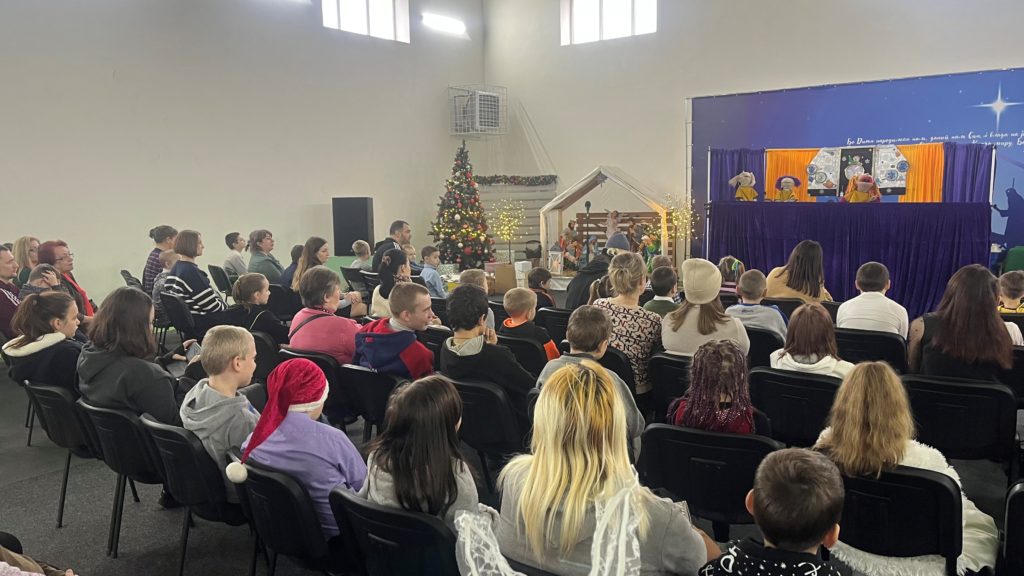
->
[[431, 141, 494, 270]]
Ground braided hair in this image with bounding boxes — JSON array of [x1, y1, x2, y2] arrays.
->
[[680, 340, 753, 432]]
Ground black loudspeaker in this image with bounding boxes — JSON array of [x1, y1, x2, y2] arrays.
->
[[332, 197, 374, 256]]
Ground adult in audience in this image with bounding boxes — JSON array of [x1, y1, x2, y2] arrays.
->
[[165, 230, 227, 335], [770, 303, 853, 379], [497, 361, 717, 574], [564, 231, 630, 310], [642, 265, 681, 317], [814, 361, 998, 575], [143, 225, 178, 294], [247, 229, 284, 283], [288, 266, 360, 365], [77, 287, 180, 425], [998, 270, 1024, 313], [37, 240, 95, 320], [527, 267, 556, 310], [371, 248, 410, 318], [353, 282, 434, 379], [664, 259, 749, 356], [351, 240, 372, 271], [725, 269, 788, 341], [592, 252, 662, 404], [765, 240, 833, 303], [536, 305, 644, 459], [12, 236, 39, 287], [441, 284, 534, 436], [180, 325, 260, 503], [458, 268, 494, 330], [402, 243, 423, 274], [151, 249, 179, 326], [2, 292, 82, 393], [223, 232, 248, 279], [359, 375, 478, 530], [291, 236, 329, 291], [836, 261, 909, 338], [908, 264, 1020, 381], [277, 244, 303, 291], [223, 273, 290, 345], [0, 245, 20, 340], [419, 245, 448, 299], [226, 358, 367, 540], [669, 340, 757, 433], [372, 220, 411, 272], [17, 264, 61, 300]]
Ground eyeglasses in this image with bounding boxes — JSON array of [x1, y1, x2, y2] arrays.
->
[[55, 253, 75, 262]]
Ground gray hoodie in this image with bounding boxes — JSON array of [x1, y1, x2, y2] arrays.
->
[[180, 379, 260, 501]]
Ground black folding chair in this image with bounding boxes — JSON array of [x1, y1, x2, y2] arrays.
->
[[267, 284, 301, 321], [535, 307, 572, 346], [835, 328, 908, 372], [450, 378, 525, 493], [416, 326, 451, 372], [250, 331, 282, 384], [761, 297, 804, 320], [640, 424, 783, 541], [748, 367, 841, 447], [120, 270, 144, 291], [361, 271, 381, 294], [647, 353, 692, 423], [745, 327, 784, 369], [488, 300, 510, 326], [329, 486, 459, 576], [821, 300, 841, 323], [278, 348, 352, 431], [841, 466, 963, 576], [208, 265, 234, 299], [430, 297, 449, 327], [497, 334, 548, 378], [1003, 479, 1024, 575], [598, 346, 636, 399], [161, 291, 199, 343], [999, 347, 1024, 408], [339, 364, 404, 442], [718, 292, 739, 309], [340, 266, 369, 299]]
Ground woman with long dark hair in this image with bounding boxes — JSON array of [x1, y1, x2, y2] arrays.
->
[[765, 240, 833, 302], [669, 340, 755, 434], [360, 375, 477, 528], [2, 292, 82, 393], [292, 237, 366, 316], [370, 248, 410, 318], [909, 264, 1020, 380]]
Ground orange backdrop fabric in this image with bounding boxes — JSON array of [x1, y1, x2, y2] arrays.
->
[[765, 149, 819, 202], [897, 143, 944, 203]]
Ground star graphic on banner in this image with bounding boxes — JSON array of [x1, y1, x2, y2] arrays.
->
[[974, 84, 1021, 130]]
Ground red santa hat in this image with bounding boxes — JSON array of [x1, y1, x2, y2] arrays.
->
[[225, 358, 329, 483]]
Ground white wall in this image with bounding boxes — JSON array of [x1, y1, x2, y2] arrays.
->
[[0, 0, 483, 300]]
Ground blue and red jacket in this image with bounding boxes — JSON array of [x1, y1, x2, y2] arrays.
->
[[352, 318, 434, 380]]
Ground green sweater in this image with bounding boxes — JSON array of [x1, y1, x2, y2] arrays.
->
[[643, 298, 680, 318]]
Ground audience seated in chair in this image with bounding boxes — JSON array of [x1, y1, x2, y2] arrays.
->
[[350, 239, 373, 272], [12, 236, 40, 288], [222, 231, 248, 279], [765, 240, 833, 303], [908, 264, 1021, 382], [143, 225, 177, 294], [663, 258, 749, 356], [277, 243, 303, 293], [150, 249, 179, 326], [246, 229, 284, 284], [226, 358, 366, 539], [16, 264, 60, 300], [717, 255, 745, 294], [354, 282, 435, 379], [642, 265, 681, 318], [814, 362, 998, 575], [563, 234, 619, 311], [498, 287, 560, 361], [371, 248, 411, 319], [372, 220, 411, 273], [288, 266, 361, 365], [2, 292, 82, 394], [0, 245, 21, 340], [358, 375, 478, 530], [998, 270, 1024, 314], [726, 269, 788, 341], [419, 245, 448, 299], [441, 284, 534, 435], [701, 448, 844, 576], [37, 240, 96, 325], [290, 236, 366, 317], [669, 340, 759, 434], [458, 268, 495, 330], [164, 230, 227, 337], [527, 267, 556, 311], [180, 325, 260, 503], [836, 261, 909, 338], [536, 305, 644, 458], [770, 303, 853, 379], [222, 273, 290, 346], [402, 243, 424, 275]]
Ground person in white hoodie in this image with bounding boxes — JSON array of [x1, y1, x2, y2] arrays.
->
[[769, 302, 854, 379], [180, 325, 261, 502]]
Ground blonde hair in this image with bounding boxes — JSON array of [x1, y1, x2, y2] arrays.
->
[[352, 240, 371, 258], [459, 268, 487, 289], [499, 360, 648, 558], [607, 252, 645, 297], [503, 287, 536, 317], [814, 362, 915, 478], [199, 326, 255, 376], [158, 249, 179, 268], [13, 236, 39, 269]]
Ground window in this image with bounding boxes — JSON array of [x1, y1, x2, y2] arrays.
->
[[322, 0, 410, 43], [560, 0, 656, 45]]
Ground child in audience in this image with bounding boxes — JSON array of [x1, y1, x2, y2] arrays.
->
[[498, 287, 560, 361], [359, 375, 478, 530], [351, 240, 373, 271], [223, 273, 290, 345], [419, 245, 448, 299], [642, 266, 680, 317], [836, 261, 909, 338], [223, 232, 248, 279], [587, 274, 612, 305], [527, 267, 556, 310], [718, 255, 745, 293], [2, 291, 82, 394], [277, 244, 304, 291], [459, 268, 495, 331], [998, 270, 1024, 313], [151, 249, 179, 325], [180, 325, 260, 502], [815, 362, 998, 575], [402, 243, 423, 274], [663, 258, 749, 356], [669, 340, 757, 434], [536, 305, 644, 458], [770, 302, 852, 379], [700, 448, 844, 576], [726, 269, 788, 340], [354, 282, 435, 379]]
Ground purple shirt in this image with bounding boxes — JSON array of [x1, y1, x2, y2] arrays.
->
[[243, 412, 367, 537]]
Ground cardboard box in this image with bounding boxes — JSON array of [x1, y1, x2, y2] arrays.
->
[[492, 263, 517, 294]]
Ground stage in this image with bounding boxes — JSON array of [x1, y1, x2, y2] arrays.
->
[[706, 202, 991, 319]]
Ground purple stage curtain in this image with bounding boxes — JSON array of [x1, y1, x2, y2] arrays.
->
[[707, 202, 990, 319], [942, 143, 993, 203], [709, 148, 766, 202]]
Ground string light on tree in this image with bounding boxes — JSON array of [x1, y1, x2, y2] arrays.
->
[[430, 141, 495, 270], [492, 198, 525, 263], [664, 192, 700, 263]]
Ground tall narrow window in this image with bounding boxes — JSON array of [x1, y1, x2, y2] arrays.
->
[[560, 0, 657, 45], [323, 0, 410, 43]]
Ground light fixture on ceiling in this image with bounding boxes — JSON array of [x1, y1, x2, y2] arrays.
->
[[422, 12, 467, 37]]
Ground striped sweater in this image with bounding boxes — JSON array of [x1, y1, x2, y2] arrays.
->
[[164, 261, 225, 316]]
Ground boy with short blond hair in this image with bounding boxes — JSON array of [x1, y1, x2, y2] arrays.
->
[[498, 287, 560, 361], [998, 270, 1024, 313]]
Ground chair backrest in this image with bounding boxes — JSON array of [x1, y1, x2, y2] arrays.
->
[[267, 284, 301, 320], [1002, 313, 1024, 335], [449, 378, 524, 454], [410, 275, 427, 287], [340, 266, 369, 296], [640, 424, 782, 525], [761, 297, 804, 320], [504, 557, 560, 576], [718, 292, 739, 308], [745, 327, 784, 369], [251, 330, 283, 384], [121, 270, 144, 291], [23, 382, 94, 457], [901, 375, 1017, 462], [207, 265, 233, 295], [430, 297, 449, 327], [139, 415, 227, 508], [835, 328, 908, 372], [1005, 480, 1024, 575], [821, 300, 841, 323], [648, 353, 692, 423], [416, 326, 452, 371], [748, 367, 841, 447], [339, 364, 403, 429], [278, 348, 349, 420], [329, 486, 459, 576], [999, 346, 1024, 408], [526, 387, 541, 422], [240, 458, 329, 559], [76, 399, 164, 484], [160, 291, 198, 341], [361, 271, 381, 293], [488, 301, 510, 326], [598, 346, 636, 397], [535, 307, 571, 346], [841, 466, 962, 575], [496, 335, 547, 378]]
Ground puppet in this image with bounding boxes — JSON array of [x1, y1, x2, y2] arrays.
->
[[774, 175, 802, 202], [842, 174, 882, 203], [728, 171, 758, 201]]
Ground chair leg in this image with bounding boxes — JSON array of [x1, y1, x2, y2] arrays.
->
[[268, 550, 278, 576], [478, 450, 495, 494], [711, 521, 730, 542], [56, 451, 72, 528], [362, 421, 373, 443], [107, 475, 126, 556], [111, 475, 128, 558], [129, 479, 140, 503], [177, 508, 191, 576], [248, 535, 260, 576], [24, 402, 32, 427], [25, 405, 34, 447]]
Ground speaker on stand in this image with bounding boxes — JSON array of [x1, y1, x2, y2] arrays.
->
[[332, 197, 374, 255]]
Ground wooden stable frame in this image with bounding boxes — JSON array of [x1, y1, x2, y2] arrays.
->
[[574, 211, 676, 258]]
